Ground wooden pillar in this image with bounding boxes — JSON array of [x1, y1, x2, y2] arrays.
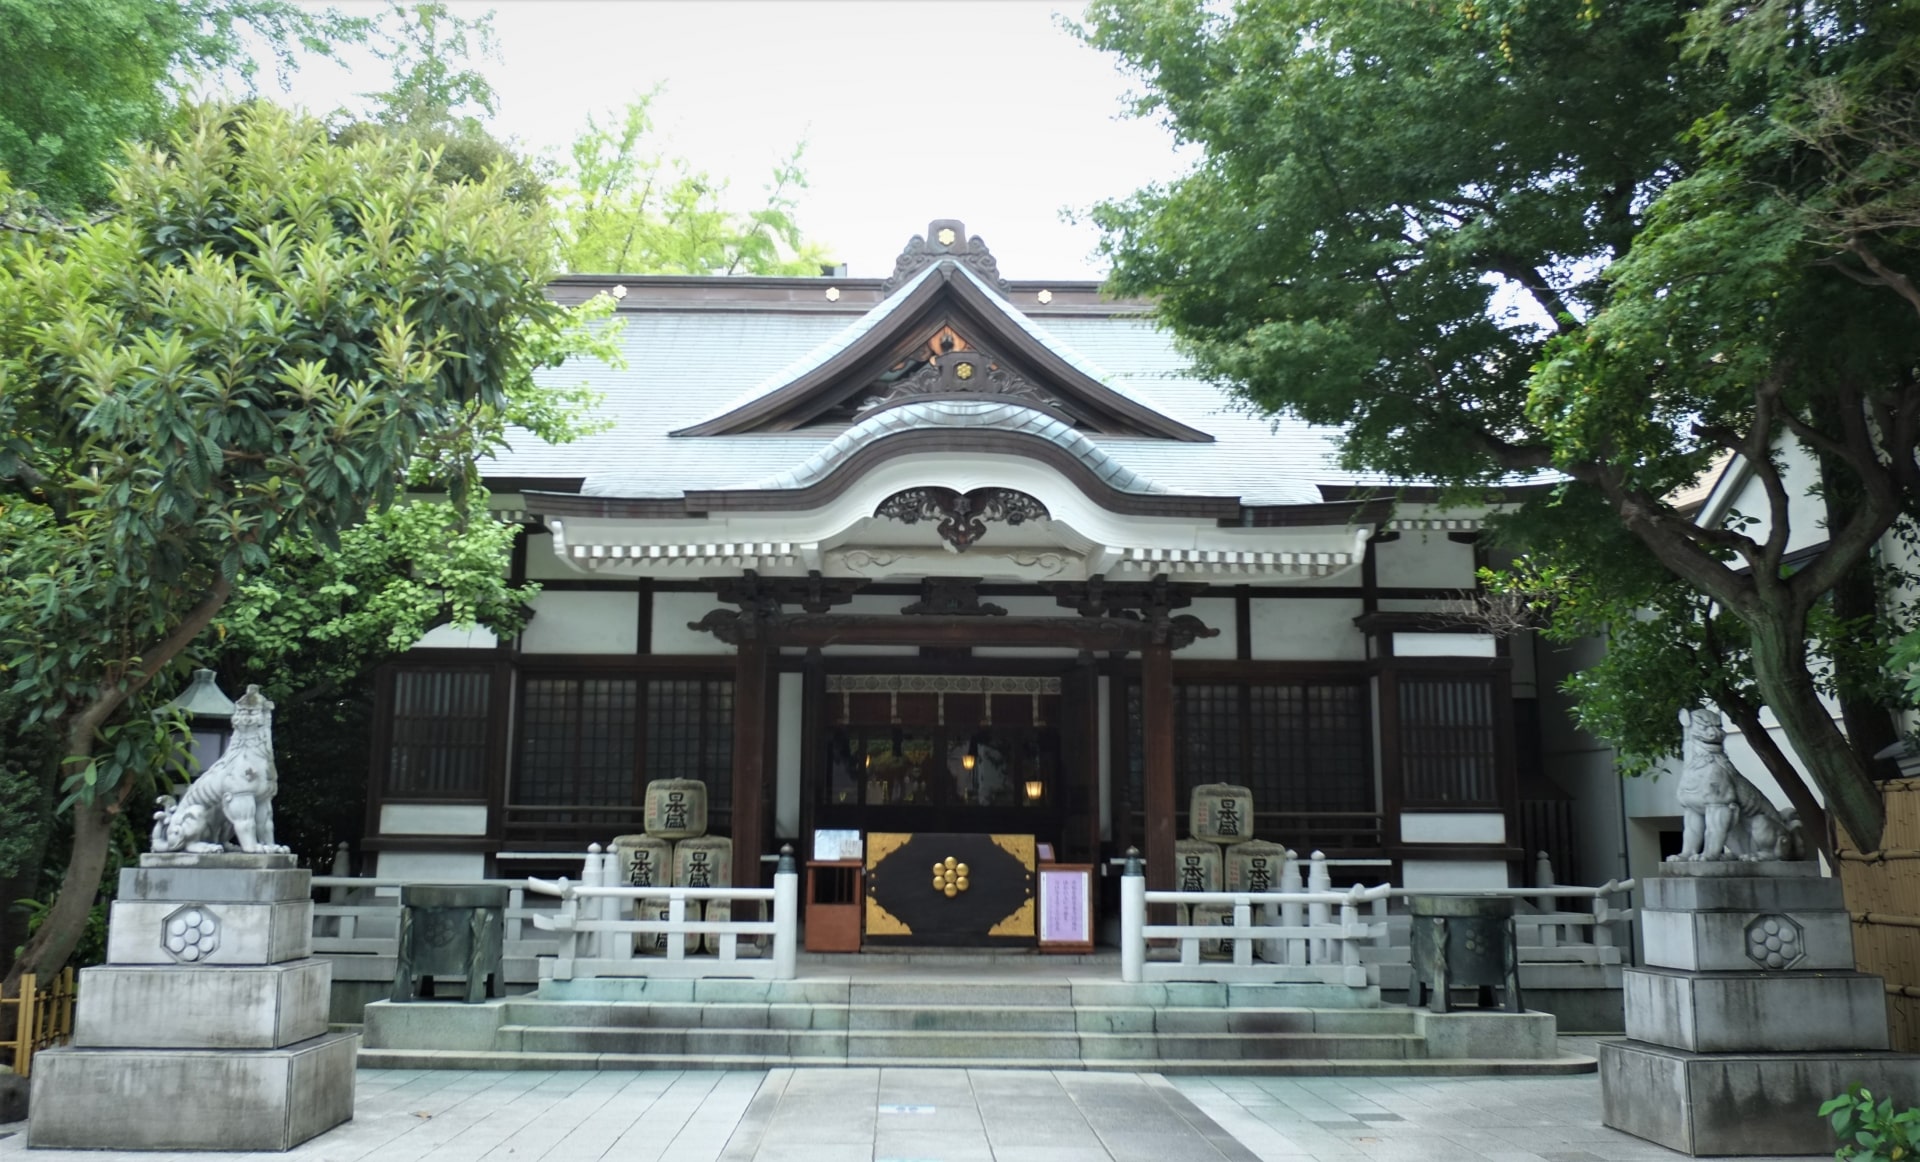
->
[[1078, 652, 1102, 865], [731, 631, 768, 888], [1141, 640, 1176, 898]]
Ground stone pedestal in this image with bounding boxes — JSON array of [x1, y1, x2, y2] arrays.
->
[[29, 853, 358, 1151], [1602, 863, 1920, 1156]]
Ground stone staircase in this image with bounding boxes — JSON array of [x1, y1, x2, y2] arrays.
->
[[359, 975, 1592, 1075]]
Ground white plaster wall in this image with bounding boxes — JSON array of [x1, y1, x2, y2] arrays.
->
[[378, 804, 488, 836], [1708, 442, 1829, 557], [521, 590, 640, 654], [1180, 597, 1238, 660], [1400, 812, 1506, 844], [1535, 637, 1631, 886], [1400, 859, 1510, 890], [412, 624, 498, 650], [1248, 597, 1366, 661], [1510, 630, 1538, 697], [523, 531, 579, 580], [1392, 633, 1495, 658], [651, 591, 734, 655], [776, 672, 803, 838], [374, 851, 486, 880], [1375, 531, 1478, 589]]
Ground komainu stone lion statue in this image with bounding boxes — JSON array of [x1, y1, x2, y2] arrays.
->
[[151, 684, 290, 855], [1668, 706, 1804, 862]]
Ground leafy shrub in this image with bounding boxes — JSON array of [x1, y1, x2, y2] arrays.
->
[[1823, 1084, 1920, 1161]]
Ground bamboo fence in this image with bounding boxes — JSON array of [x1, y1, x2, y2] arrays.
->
[[1841, 778, 1920, 1051], [2, 969, 77, 1077]]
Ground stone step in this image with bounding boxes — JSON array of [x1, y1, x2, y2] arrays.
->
[[500, 997, 1420, 1036], [845, 1004, 1079, 1032], [357, 1046, 1599, 1076], [501, 1021, 1418, 1062], [1141, 1007, 1418, 1035], [845, 980, 1075, 1008], [507, 1025, 849, 1057], [845, 1030, 1084, 1060], [501, 1001, 850, 1031], [1079, 1032, 1419, 1061]]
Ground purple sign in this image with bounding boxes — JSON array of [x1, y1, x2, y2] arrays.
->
[[1039, 867, 1089, 945]]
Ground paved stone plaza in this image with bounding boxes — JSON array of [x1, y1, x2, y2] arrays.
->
[[0, 1043, 1827, 1162]]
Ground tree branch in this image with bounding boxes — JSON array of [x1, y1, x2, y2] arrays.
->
[[1845, 239, 1920, 320], [1487, 252, 1582, 335]]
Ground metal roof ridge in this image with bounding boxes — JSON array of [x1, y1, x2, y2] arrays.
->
[[730, 399, 1174, 495]]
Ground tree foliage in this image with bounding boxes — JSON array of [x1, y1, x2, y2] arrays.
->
[[0, 102, 585, 982], [555, 94, 831, 275], [0, 0, 364, 207], [330, 2, 546, 207], [1082, 0, 1920, 849]]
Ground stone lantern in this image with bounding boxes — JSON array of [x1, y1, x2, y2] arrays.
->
[[163, 668, 235, 772]]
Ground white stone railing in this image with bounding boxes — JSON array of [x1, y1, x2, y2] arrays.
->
[[523, 844, 799, 981], [1119, 852, 1393, 987], [1118, 848, 1636, 988], [310, 876, 562, 985], [1366, 877, 1638, 969]]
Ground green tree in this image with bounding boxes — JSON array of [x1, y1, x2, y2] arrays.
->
[[330, 2, 547, 206], [211, 498, 533, 869], [0, 0, 365, 207], [556, 94, 831, 275], [1081, 0, 1920, 849], [0, 103, 584, 986]]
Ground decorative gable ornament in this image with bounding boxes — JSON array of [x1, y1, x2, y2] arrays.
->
[[882, 218, 1010, 294], [857, 339, 1065, 417], [874, 487, 1051, 552]]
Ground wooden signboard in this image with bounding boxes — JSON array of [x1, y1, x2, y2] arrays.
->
[[1037, 863, 1095, 954]]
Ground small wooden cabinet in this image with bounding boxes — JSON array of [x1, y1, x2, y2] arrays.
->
[[804, 860, 864, 952]]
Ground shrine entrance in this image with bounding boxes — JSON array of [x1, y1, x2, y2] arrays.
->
[[806, 672, 1079, 948], [813, 674, 1071, 853]]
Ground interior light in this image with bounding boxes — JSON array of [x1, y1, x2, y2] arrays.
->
[[1024, 780, 1045, 801]]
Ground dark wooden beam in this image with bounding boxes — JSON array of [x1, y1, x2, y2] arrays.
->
[[1077, 652, 1102, 865], [1141, 640, 1176, 908], [731, 633, 769, 888], [706, 613, 1174, 652]]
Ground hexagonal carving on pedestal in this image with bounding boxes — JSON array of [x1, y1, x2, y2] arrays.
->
[[161, 904, 220, 963], [1745, 912, 1805, 970]]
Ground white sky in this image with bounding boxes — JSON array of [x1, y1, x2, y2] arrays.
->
[[256, 1, 1195, 279]]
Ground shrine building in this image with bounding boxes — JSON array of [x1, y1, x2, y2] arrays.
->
[[361, 220, 1596, 934]]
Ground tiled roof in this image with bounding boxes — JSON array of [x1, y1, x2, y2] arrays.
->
[[490, 284, 1413, 507]]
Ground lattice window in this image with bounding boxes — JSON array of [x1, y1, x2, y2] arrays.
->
[[515, 678, 638, 806], [386, 668, 493, 796], [1124, 679, 1375, 817], [1399, 675, 1499, 804], [1249, 683, 1372, 813], [645, 679, 734, 818], [1174, 684, 1245, 785]]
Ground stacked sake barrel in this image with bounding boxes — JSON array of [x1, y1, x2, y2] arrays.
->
[[610, 779, 733, 955], [1181, 783, 1291, 959]]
